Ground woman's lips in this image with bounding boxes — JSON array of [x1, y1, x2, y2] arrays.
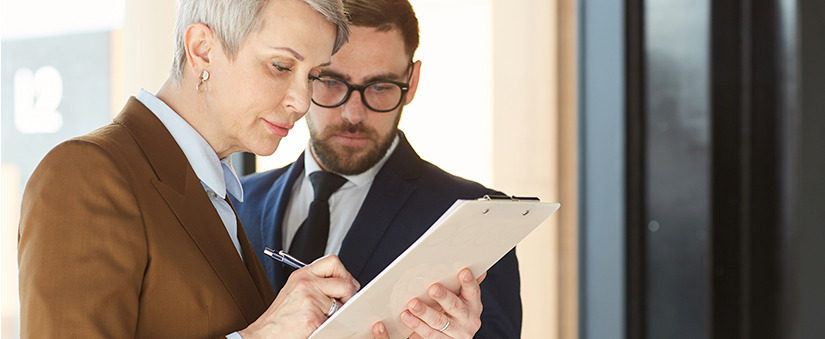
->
[[264, 119, 293, 137]]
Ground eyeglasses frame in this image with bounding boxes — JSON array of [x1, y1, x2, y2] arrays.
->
[[309, 62, 415, 113]]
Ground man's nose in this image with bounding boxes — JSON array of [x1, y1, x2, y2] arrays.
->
[[340, 90, 369, 124]]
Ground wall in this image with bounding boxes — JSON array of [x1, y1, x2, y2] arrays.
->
[[491, 0, 577, 338], [1, 1, 578, 338]]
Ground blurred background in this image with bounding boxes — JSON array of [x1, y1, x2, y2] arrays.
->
[[2, 0, 823, 338]]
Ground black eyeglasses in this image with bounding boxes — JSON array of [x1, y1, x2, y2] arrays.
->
[[310, 63, 413, 112]]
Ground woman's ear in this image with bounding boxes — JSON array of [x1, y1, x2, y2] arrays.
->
[[184, 23, 214, 77], [404, 60, 422, 105]]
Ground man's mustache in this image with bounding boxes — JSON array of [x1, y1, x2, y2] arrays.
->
[[329, 122, 375, 136]]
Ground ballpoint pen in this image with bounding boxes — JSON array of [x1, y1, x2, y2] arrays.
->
[[263, 247, 307, 270]]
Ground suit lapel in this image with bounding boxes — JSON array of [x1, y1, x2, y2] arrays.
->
[[153, 177, 268, 323], [339, 132, 422, 279], [234, 203, 277, 304], [115, 97, 269, 323], [262, 152, 306, 290]]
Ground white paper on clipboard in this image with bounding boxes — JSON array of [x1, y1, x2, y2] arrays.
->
[[308, 197, 561, 339]]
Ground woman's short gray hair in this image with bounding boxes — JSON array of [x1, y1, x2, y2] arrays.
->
[[171, 0, 349, 83]]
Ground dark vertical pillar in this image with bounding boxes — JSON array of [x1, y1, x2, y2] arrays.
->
[[710, 0, 787, 338], [710, 0, 746, 337], [625, 0, 645, 337], [747, 1, 782, 338], [793, 0, 825, 336], [642, 0, 712, 337], [775, 0, 796, 336], [584, 0, 821, 337]]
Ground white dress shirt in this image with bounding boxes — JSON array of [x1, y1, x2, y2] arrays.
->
[[282, 135, 400, 256], [136, 90, 244, 259]]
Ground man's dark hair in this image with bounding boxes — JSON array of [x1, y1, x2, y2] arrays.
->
[[344, 0, 420, 59]]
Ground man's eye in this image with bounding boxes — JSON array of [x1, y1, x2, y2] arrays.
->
[[370, 83, 393, 92], [316, 78, 343, 88], [273, 62, 291, 72]]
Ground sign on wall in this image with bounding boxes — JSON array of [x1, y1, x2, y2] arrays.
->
[[1, 30, 112, 193]]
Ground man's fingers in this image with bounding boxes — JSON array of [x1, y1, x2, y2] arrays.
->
[[407, 297, 452, 335], [476, 271, 487, 285], [400, 310, 450, 339], [372, 321, 391, 339], [457, 268, 483, 308], [427, 283, 465, 316]]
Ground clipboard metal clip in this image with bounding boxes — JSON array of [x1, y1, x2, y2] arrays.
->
[[480, 194, 541, 201]]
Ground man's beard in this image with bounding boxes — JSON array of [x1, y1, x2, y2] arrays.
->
[[309, 113, 401, 175]]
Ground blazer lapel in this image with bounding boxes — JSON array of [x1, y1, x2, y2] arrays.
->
[[234, 204, 277, 303], [115, 97, 269, 323], [261, 152, 306, 291], [338, 132, 422, 279]]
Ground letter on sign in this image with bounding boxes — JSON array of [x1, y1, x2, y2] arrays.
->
[[14, 66, 64, 134]]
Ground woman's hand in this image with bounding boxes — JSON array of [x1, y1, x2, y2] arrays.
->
[[239, 255, 360, 339]]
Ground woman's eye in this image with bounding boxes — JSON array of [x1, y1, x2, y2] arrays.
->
[[273, 62, 291, 72]]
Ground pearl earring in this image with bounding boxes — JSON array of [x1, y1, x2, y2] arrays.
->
[[196, 69, 210, 93]]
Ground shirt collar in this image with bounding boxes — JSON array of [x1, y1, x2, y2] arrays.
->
[[303, 133, 400, 187], [136, 89, 243, 201]]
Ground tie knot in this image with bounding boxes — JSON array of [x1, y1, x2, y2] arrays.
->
[[309, 171, 347, 202]]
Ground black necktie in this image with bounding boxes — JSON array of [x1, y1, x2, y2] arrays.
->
[[289, 171, 348, 263]]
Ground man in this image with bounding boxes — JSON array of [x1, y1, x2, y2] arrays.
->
[[18, 0, 358, 338], [233, 0, 522, 337]]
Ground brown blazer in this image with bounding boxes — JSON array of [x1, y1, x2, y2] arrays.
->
[[18, 98, 276, 338]]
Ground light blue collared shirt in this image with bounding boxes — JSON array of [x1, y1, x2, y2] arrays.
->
[[136, 90, 244, 259]]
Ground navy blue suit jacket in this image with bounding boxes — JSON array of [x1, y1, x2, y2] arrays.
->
[[232, 131, 522, 338]]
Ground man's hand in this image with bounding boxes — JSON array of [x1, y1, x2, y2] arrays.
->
[[372, 268, 487, 339], [239, 255, 360, 339]]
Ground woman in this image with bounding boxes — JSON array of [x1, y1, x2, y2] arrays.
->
[[18, 0, 355, 338]]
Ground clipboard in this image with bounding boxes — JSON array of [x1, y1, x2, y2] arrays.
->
[[308, 195, 561, 339]]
